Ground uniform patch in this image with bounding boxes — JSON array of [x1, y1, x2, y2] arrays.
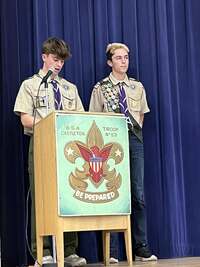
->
[[63, 84, 68, 91]]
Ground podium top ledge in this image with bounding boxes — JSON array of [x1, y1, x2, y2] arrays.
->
[[35, 111, 125, 128], [46, 110, 124, 118]]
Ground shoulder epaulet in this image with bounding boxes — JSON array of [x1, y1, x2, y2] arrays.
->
[[129, 77, 143, 85], [99, 77, 110, 86], [26, 74, 39, 80], [93, 77, 110, 89], [129, 77, 142, 82], [93, 81, 101, 89], [60, 77, 75, 87]]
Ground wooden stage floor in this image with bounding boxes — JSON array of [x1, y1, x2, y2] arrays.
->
[[29, 257, 200, 267], [87, 257, 200, 266]]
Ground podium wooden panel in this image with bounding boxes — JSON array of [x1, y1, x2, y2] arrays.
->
[[34, 111, 132, 267]]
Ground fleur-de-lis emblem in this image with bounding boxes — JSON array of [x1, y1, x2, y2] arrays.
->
[[64, 121, 124, 194]]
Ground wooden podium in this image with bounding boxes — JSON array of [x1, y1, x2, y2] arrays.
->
[[34, 111, 132, 267]]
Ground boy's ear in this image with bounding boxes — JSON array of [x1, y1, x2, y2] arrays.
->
[[107, 59, 113, 68], [42, 54, 46, 62]]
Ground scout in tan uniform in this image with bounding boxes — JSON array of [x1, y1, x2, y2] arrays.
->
[[14, 37, 86, 266], [89, 43, 157, 262], [15, 69, 84, 135]]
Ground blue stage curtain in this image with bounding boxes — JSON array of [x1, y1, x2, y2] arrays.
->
[[1, 0, 200, 266]]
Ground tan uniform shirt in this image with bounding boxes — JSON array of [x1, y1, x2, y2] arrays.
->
[[89, 73, 150, 127], [14, 69, 84, 135]]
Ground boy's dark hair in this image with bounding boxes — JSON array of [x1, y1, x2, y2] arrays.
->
[[106, 50, 113, 61], [42, 37, 71, 60]]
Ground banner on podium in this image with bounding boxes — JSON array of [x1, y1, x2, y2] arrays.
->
[[55, 113, 131, 216]]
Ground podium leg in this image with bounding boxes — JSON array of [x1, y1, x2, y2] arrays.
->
[[102, 231, 110, 266], [124, 216, 133, 265], [56, 232, 64, 267], [36, 235, 43, 266]]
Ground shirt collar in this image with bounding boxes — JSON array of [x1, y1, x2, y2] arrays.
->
[[109, 72, 130, 86]]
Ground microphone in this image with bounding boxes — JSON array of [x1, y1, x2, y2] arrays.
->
[[40, 68, 54, 85]]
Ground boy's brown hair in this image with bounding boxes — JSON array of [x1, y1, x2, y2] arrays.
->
[[42, 37, 71, 60]]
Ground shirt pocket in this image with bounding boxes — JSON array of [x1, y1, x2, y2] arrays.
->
[[128, 94, 142, 111], [33, 88, 49, 109], [62, 91, 76, 110]]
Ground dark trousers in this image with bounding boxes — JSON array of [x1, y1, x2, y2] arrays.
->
[[28, 137, 78, 258], [110, 133, 147, 258], [129, 133, 147, 248]]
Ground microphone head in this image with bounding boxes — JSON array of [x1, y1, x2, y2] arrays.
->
[[41, 68, 54, 84], [48, 66, 55, 74]]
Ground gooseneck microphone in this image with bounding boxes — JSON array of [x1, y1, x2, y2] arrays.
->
[[26, 67, 55, 264], [40, 68, 54, 85]]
